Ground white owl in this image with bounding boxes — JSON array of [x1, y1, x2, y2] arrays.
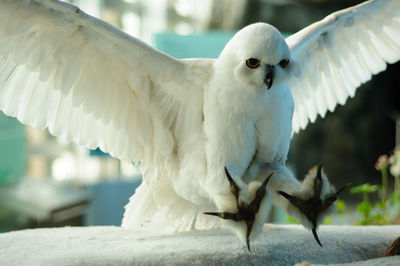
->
[[0, 0, 398, 251]]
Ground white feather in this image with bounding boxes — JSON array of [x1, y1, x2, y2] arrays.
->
[[0, 0, 210, 170], [0, 0, 399, 245], [286, 0, 400, 133]]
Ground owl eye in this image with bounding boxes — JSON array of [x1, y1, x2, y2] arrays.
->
[[246, 58, 261, 69], [278, 58, 289, 68]]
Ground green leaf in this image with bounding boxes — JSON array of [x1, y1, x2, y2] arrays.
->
[[323, 217, 333, 225], [390, 192, 400, 206], [357, 201, 371, 216], [336, 200, 346, 214], [350, 183, 379, 194], [371, 214, 390, 225], [285, 216, 299, 224], [375, 201, 385, 209]]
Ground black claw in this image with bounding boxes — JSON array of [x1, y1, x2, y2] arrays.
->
[[312, 227, 323, 247], [246, 238, 251, 252], [277, 190, 302, 208], [203, 212, 219, 217], [205, 168, 275, 252], [277, 166, 351, 247], [277, 190, 294, 201], [224, 167, 235, 187], [249, 171, 275, 212], [246, 220, 252, 252], [312, 165, 323, 200], [203, 212, 239, 221], [321, 183, 353, 211], [224, 167, 240, 200], [262, 171, 274, 187], [246, 219, 254, 252], [335, 183, 352, 197]]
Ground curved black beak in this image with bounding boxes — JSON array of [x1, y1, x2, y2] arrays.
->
[[264, 64, 274, 89]]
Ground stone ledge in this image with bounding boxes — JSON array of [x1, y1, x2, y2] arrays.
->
[[0, 225, 399, 265]]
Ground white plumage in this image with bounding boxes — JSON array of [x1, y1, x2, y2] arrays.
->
[[0, 0, 399, 248]]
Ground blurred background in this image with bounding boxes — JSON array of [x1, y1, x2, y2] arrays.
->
[[0, 0, 399, 232]]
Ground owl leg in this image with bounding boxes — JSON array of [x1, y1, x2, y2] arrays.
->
[[277, 165, 351, 246], [204, 167, 274, 252]]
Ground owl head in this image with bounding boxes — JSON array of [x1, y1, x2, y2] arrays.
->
[[217, 23, 290, 91]]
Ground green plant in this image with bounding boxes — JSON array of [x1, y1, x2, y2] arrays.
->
[[283, 216, 332, 225], [349, 182, 390, 225], [342, 147, 400, 225]]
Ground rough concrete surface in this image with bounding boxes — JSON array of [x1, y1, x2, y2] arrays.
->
[[0, 224, 399, 266]]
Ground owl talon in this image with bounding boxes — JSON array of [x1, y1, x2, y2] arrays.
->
[[278, 165, 351, 247], [204, 167, 274, 252]]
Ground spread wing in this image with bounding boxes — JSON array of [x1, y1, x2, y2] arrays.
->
[[285, 0, 400, 133], [0, 0, 213, 178]]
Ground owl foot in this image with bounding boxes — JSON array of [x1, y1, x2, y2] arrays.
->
[[277, 165, 351, 247], [204, 167, 274, 252]]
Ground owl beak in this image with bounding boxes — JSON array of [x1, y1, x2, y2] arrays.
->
[[264, 64, 274, 89]]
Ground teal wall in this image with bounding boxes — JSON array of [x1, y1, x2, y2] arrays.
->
[[0, 112, 26, 185], [154, 31, 235, 59], [153, 31, 288, 59]]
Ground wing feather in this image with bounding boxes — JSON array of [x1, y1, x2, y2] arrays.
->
[[0, 0, 213, 183], [286, 0, 400, 132]]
